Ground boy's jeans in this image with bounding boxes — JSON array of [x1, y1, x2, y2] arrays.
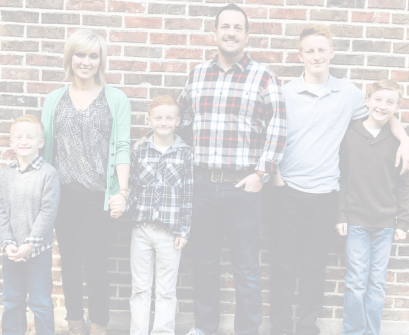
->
[[130, 224, 182, 335], [342, 225, 394, 335], [2, 248, 54, 335]]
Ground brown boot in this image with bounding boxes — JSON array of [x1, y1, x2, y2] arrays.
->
[[67, 319, 85, 335], [90, 323, 107, 335]]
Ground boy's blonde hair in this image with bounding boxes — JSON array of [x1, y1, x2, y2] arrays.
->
[[367, 79, 402, 104], [148, 95, 180, 116], [10, 115, 44, 137], [63, 29, 107, 85], [299, 24, 333, 51]]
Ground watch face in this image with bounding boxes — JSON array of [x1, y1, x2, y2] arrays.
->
[[262, 174, 270, 183]]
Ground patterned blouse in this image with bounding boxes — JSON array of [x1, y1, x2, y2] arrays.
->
[[53, 88, 113, 191]]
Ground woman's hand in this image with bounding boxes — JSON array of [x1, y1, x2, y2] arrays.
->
[[108, 194, 126, 219]]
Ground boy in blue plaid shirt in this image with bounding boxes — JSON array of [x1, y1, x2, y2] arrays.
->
[[113, 95, 194, 335]]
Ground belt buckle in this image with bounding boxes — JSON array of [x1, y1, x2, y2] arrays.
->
[[211, 171, 223, 183]]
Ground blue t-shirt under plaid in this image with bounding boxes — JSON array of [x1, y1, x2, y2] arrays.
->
[[126, 135, 194, 239]]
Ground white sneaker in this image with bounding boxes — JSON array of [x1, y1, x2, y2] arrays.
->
[[186, 328, 215, 335]]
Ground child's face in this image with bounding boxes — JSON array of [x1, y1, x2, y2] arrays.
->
[[147, 105, 180, 138], [10, 122, 44, 160], [366, 89, 400, 125]]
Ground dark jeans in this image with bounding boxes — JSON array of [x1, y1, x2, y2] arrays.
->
[[191, 175, 263, 335], [2, 249, 54, 335], [55, 187, 113, 326], [267, 184, 338, 335]]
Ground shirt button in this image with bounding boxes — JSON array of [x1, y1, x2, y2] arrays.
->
[[111, 164, 114, 167], [112, 142, 115, 145], [111, 153, 115, 156]]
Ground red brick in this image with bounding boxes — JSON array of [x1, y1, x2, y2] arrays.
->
[[110, 31, 147, 43], [391, 71, 409, 82], [26, 54, 63, 67], [190, 34, 216, 46], [1, 40, 39, 52], [0, 0, 22, 6], [386, 284, 409, 295], [204, 50, 218, 61], [109, 60, 147, 72], [107, 45, 122, 56], [125, 17, 162, 29], [248, 36, 269, 49], [0, 54, 23, 65], [246, 0, 283, 4], [310, 10, 349, 22], [83, 15, 122, 27], [0, 148, 15, 159], [249, 51, 283, 63], [67, 27, 107, 40], [351, 11, 390, 23], [270, 8, 307, 20], [2, 68, 39, 80], [287, 0, 324, 4], [26, 0, 63, 9], [165, 48, 203, 60], [108, 1, 145, 13], [165, 18, 202, 30], [249, 22, 282, 35], [285, 52, 302, 63], [244, 7, 268, 19], [150, 62, 187, 73], [368, 0, 406, 9], [66, 0, 105, 11], [150, 33, 187, 45], [105, 73, 122, 84], [0, 24, 24, 37], [382, 309, 409, 321], [27, 82, 63, 94]]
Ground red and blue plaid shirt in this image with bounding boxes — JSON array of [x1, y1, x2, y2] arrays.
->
[[178, 53, 286, 174]]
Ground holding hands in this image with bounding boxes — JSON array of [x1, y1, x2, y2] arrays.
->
[[108, 192, 127, 218], [5, 243, 34, 262]]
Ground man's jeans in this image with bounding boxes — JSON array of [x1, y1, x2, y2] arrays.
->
[[130, 224, 182, 335], [2, 249, 54, 335], [191, 175, 263, 335], [342, 225, 394, 335]]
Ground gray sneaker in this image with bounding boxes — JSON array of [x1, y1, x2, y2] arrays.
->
[[185, 328, 215, 335]]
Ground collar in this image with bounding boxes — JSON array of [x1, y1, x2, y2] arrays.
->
[[10, 155, 44, 174], [211, 52, 251, 73], [295, 73, 340, 95], [351, 118, 391, 144], [142, 134, 189, 153]]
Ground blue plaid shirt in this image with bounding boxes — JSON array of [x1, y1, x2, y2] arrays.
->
[[126, 135, 194, 239]]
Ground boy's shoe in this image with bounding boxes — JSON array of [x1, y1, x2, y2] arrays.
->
[[90, 322, 107, 335], [186, 328, 215, 335], [67, 319, 85, 335]]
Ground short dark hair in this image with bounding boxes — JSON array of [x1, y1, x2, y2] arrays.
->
[[215, 4, 249, 32]]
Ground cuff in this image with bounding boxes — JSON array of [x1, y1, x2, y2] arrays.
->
[[176, 225, 190, 239], [24, 236, 43, 248], [255, 159, 278, 175], [1, 239, 17, 251], [115, 152, 131, 166]]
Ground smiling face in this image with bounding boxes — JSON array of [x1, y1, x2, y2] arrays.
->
[[298, 35, 334, 80], [366, 89, 400, 126], [10, 122, 44, 161], [71, 48, 101, 82], [147, 105, 180, 139], [214, 10, 249, 61]]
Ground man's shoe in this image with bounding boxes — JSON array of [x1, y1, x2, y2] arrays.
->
[[90, 322, 107, 335], [186, 328, 215, 335], [67, 319, 85, 335]]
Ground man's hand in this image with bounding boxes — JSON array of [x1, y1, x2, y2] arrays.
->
[[4, 244, 21, 261], [394, 229, 407, 241], [174, 237, 187, 250], [131, 136, 147, 153], [6, 243, 34, 262], [395, 139, 409, 175], [273, 171, 285, 186], [235, 173, 263, 193], [336, 223, 348, 236], [108, 194, 126, 219]]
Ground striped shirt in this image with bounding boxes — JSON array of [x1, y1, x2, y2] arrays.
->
[[178, 53, 286, 174]]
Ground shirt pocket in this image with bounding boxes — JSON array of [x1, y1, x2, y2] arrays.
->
[[164, 163, 184, 187], [137, 162, 156, 186], [329, 108, 345, 128]]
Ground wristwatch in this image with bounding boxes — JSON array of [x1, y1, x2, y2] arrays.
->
[[255, 171, 270, 183]]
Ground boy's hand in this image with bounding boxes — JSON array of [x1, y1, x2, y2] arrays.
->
[[108, 194, 126, 219], [131, 136, 147, 153], [336, 223, 348, 236], [5, 244, 19, 260], [395, 140, 409, 175], [394, 229, 407, 241], [235, 173, 263, 193], [174, 237, 187, 250], [6, 244, 34, 262]]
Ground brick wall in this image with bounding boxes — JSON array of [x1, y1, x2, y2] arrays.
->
[[1, 0, 409, 327]]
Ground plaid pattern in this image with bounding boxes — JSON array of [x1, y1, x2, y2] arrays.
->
[[3, 156, 53, 259], [127, 136, 194, 239], [178, 53, 286, 174]]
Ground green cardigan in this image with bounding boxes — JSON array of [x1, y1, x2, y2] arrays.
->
[[41, 85, 131, 211]]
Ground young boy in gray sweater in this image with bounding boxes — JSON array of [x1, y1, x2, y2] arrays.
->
[[0, 115, 60, 335]]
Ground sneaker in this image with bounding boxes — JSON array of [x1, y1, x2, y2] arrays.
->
[[186, 328, 215, 335]]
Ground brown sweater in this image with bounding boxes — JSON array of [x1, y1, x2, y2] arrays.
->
[[338, 119, 409, 231]]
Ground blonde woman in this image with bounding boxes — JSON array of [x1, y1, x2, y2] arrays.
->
[[41, 29, 130, 335]]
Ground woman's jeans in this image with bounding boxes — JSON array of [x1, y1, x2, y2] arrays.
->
[[2, 249, 54, 335], [55, 187, 113, 326], [342, 225, 394, 335]]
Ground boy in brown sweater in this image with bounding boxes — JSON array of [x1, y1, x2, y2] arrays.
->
[[336, 79, 408, 335]]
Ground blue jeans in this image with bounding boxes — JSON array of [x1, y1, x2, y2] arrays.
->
[[2, 248, 54, 335], [191, 174, 263, 335], [342, 225, 394, 335]]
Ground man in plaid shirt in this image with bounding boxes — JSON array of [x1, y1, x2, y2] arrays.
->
[[134, 4, 286, 335]]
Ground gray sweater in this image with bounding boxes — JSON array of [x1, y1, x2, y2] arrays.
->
[[0, 159, 60, 248]]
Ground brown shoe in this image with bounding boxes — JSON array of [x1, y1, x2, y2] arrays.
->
[[67, 319, 85, 335], [90, 322, 107, 335]]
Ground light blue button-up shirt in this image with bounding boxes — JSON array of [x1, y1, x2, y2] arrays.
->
[[280, 74, 367, 193]]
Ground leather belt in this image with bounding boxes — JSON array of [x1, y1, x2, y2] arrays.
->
[[197, 167, 251, 183]]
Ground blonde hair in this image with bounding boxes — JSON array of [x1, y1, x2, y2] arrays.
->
[[299, 24, 333, 51], [367, 79, 402, 104], [63, 29, 107, 85], [10, 115, 44, 137], [148, 95, 180, 116]]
